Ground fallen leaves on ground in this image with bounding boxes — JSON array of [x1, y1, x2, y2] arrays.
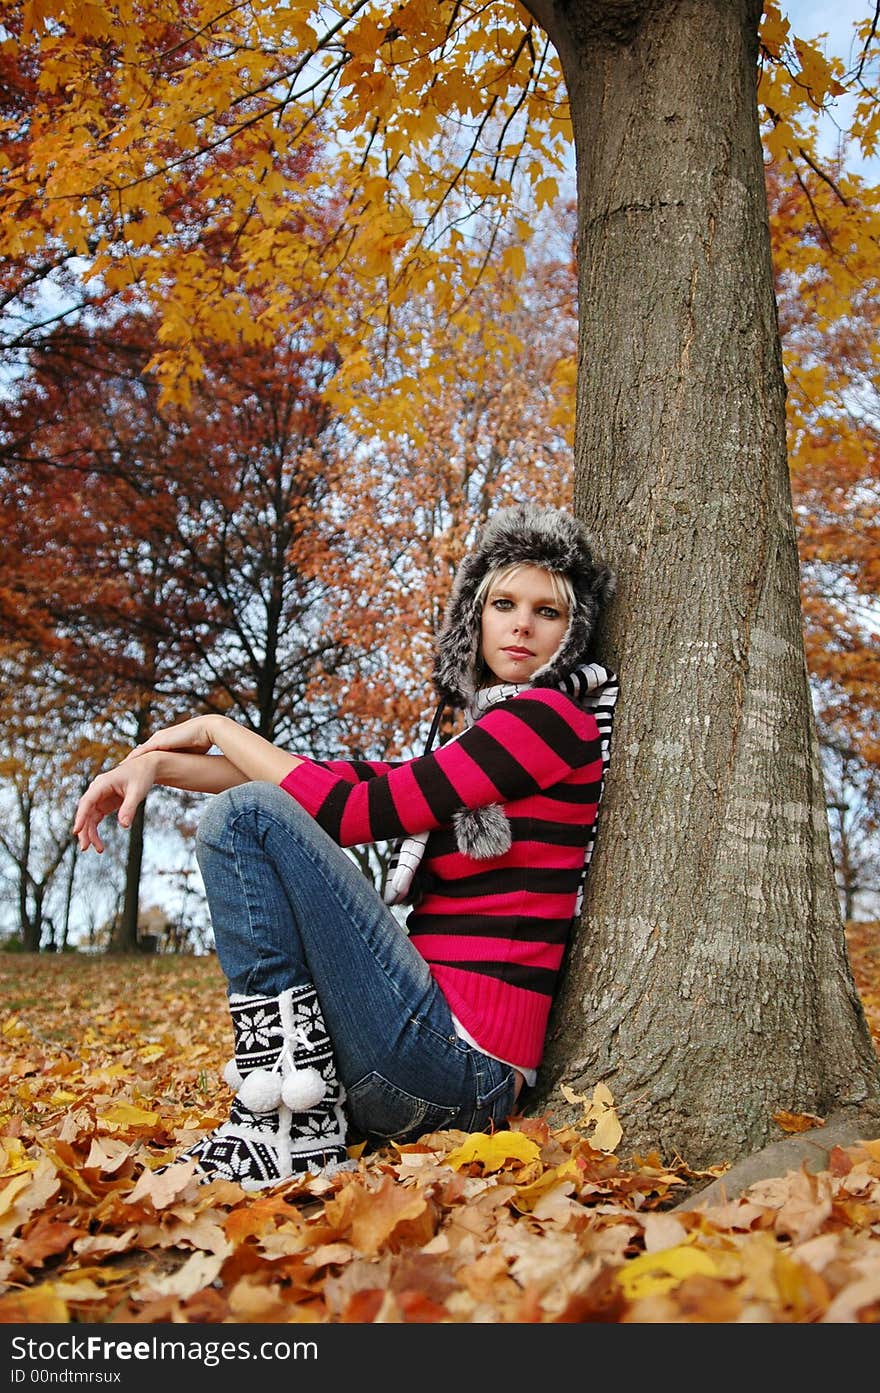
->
[[1, 933, 879, 1325]]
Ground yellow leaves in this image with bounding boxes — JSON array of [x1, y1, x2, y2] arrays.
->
[[532, 176, 559, 210], [560, 1081, 624, 1153], [0, 1172, 35, 1217], [773, 1249, 831, 1318], [98, 1102, 160, 1131], [86, 255, 132, 293], [765, 103, 880, 727], [548, 108, 573, 144], [358, 174, 393, 210], [852, 93, 880, 159], [616, 1241, 721, 1299], [21, 0, 55, 37], [124, 214, 175, 249], [860, 1138, 880, 1165], [510, 1159, 581, 1212], [759, 15, 848, 171], [759, 3, 846, 112], [759, 1, 790, 59], [0, 1285, 69, 1322], [792, 39, 846, 110], [340, 68, 399, 123], [49, 1089, 79, 1105], [1, 1138, 37, 1177], [346, 17, 393, 59], [34, 56, 72, 94], [0, 1155, 63, 1239], [275, 7, 318, 52], [444, 1123, 602, 1216], [333, 347, 375, 389], [501, 244, 527, 280], [2, 0, 876, 441], [445, 1129, 540, 1173], [63, 2, 117, 40], [2, 0, 572, 415], [431, 70, 485, 119]]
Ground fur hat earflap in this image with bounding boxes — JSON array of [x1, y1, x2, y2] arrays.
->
[[433, 504, 615, 706]]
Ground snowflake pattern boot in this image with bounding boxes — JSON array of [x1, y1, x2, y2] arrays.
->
[[166, 984, 352, 1191]]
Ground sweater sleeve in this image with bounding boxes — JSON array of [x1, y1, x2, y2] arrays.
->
[[280, 688, 600, 847], [310, 758, 405, 783]]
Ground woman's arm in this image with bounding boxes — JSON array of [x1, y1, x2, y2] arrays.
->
[[279, 688, 601, 848], [74, 715, 304, 854], [130, 714, 303, 784]]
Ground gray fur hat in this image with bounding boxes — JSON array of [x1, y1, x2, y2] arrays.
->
[[433, 503, 615, 707]]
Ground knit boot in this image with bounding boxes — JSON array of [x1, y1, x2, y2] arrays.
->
[[166, 984, 352, 1191]]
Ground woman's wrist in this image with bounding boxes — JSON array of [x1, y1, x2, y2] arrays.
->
[[147, 749, 168, 785], [205, 714, 226, 749]]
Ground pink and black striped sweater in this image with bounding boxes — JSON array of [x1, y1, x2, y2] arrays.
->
[[279, 686, 603, 1072]]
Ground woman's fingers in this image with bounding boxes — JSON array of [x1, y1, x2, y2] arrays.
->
[[74, 790, 117, 853], [73, 759, 156, 853]]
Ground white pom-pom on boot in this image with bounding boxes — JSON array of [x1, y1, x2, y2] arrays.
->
[[222, 1058, 242, 1090], [237, 1068, 284, 1113], [225, 1058, 325, 1113], [281, 1067, 325, 1111]]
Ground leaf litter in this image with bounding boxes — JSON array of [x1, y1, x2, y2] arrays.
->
[[1, 933, 879, 1325]]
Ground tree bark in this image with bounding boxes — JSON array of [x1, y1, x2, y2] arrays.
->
[[109, 797, 146, 952], [522, 0, 880, 1166], [109, 707, 152, 953]]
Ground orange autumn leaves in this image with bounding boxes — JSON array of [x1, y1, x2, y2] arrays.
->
[[2, 949, 880, 1323]]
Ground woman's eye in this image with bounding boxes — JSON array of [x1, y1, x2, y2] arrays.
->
[[539, 607, 561, 619], [491, 598, 513, 610]]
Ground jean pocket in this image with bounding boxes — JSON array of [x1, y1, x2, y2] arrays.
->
[[346, 1071, 459, 1143], [462, 1054, 518, 1133]]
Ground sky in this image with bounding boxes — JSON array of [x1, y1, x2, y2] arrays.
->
[[790, 1, 879, 173], [792, 0, 868, 54]]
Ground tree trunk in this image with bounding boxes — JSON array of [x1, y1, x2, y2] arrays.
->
[[524, 0, 880, 1167], [61, 842, 77, 949], [17, 791, 41, 951], [20, 875, 41, 952], [109, 797, 146, 952], [109, 705, 152, 953]]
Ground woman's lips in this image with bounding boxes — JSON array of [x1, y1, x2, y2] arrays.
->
[[503, 646, 535, 656]]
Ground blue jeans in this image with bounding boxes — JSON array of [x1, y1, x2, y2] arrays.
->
[[194, 781, 518, 1146]]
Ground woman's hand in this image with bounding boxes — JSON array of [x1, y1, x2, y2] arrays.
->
[[73, 753, 159, 854], [125, 715, 218, 761], [130, 713, 300, 785], [72, 713, 296, 855]]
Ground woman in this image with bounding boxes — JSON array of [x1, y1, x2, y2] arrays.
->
[[73, 504, 618, 1190]]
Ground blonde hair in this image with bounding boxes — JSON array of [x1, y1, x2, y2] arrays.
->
[[474, 563, 574, 614]]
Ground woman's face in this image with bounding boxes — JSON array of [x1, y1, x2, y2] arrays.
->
[[479, 564, 569, 685]]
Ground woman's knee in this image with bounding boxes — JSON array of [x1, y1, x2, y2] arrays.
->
[[195, 780, 294, 853]]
